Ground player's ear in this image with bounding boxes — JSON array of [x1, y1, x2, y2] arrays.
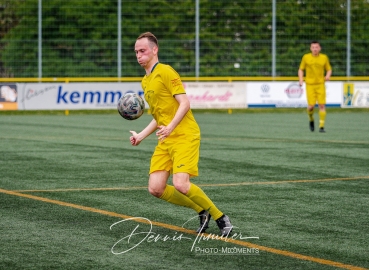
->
[[153, 45, 159, 55]]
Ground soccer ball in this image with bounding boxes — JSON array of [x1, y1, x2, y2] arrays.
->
[[117, 93, 145, 120]]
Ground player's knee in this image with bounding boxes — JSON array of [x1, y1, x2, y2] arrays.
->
[[173, 181, 190, 194], [173, 174, 191, 194], [148, 186, 163, 198]]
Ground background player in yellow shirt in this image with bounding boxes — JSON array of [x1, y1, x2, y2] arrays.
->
[[129, 32, 233, 236], [298, 41, 332, 132]]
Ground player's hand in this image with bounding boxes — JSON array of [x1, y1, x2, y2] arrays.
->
[[325, 76, 330, 81], [156, 125, 173, 142], [129, 130, 142, 146], [299, 80, 304, 87]]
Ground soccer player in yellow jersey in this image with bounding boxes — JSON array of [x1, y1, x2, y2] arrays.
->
[[129, 32, 233, 236], [298, 41, 332, 133]]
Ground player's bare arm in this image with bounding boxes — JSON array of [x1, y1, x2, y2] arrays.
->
[[298, 69, 304, 86], [130, 119, 158, 146], [325, 70, 332, 81], [156, 94, 190, 141]]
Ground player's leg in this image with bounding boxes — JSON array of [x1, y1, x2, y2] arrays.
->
[[171, 172, 210, 232], [173, 173, 233, 236], [172, 136, 233, 236], [318, 104, 326, 132], [148, 170, 203, 212], [148, 144, 203, 213], [171, 137, 223, 220], [173, 173, 222, 220], [317, 84, 327, 132], [148, 170, 170, 197], [306, 84, 315, 131]]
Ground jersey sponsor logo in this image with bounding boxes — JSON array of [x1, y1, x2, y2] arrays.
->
[[171, 78, 182, 87]]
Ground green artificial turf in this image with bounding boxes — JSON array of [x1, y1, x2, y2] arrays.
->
[[0, 110, 368, 269]]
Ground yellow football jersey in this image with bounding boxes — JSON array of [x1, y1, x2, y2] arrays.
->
[[299, 53, 332, 85], [141, 63, 200, 137]]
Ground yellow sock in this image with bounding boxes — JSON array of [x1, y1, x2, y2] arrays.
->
[[319, 110, 326, 128], [307, 109, 314, 122], [186, 183, 223, 220], [159, 185, 203, 213]]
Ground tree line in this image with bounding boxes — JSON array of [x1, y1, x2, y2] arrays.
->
[[1, 0, 368, 78]]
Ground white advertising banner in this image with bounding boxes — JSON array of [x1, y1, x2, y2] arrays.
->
[[17, 83, 144, 110], [13, 81, 354, 110], [247, 82, 342, 108], [17, 82, 247, 110], [342, 82, 369, 107], [183, 82, 247, 108]]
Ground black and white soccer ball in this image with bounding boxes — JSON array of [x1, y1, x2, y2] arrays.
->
[[117, 93, 145, 120]]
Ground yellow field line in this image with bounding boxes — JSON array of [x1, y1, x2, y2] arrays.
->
[[14, 186, 149, 193], [2, 134, 369, 145], [0, 188, 366, 270], [202, 137, 369, 145], [14, 187, 147, 192], [15, 175, 369, 193], [198, 176, 369, 188]]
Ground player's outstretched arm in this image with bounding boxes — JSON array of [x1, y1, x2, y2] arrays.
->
[[130, 119, 157, 146]]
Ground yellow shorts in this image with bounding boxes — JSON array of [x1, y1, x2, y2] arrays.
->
[[149, 135, 200, 177], [306, 84, 326, 105]]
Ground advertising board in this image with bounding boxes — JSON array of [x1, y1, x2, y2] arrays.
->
[[17, 83, 143, 110], [183, 82, 247, 108], [343, 82, 369, 107], [247, 82, 342, 108], [16, 82, 247, 110]]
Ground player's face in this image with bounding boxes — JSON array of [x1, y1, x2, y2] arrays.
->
[[135, 38, 157, 68], [310, 43, 321, 56]]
